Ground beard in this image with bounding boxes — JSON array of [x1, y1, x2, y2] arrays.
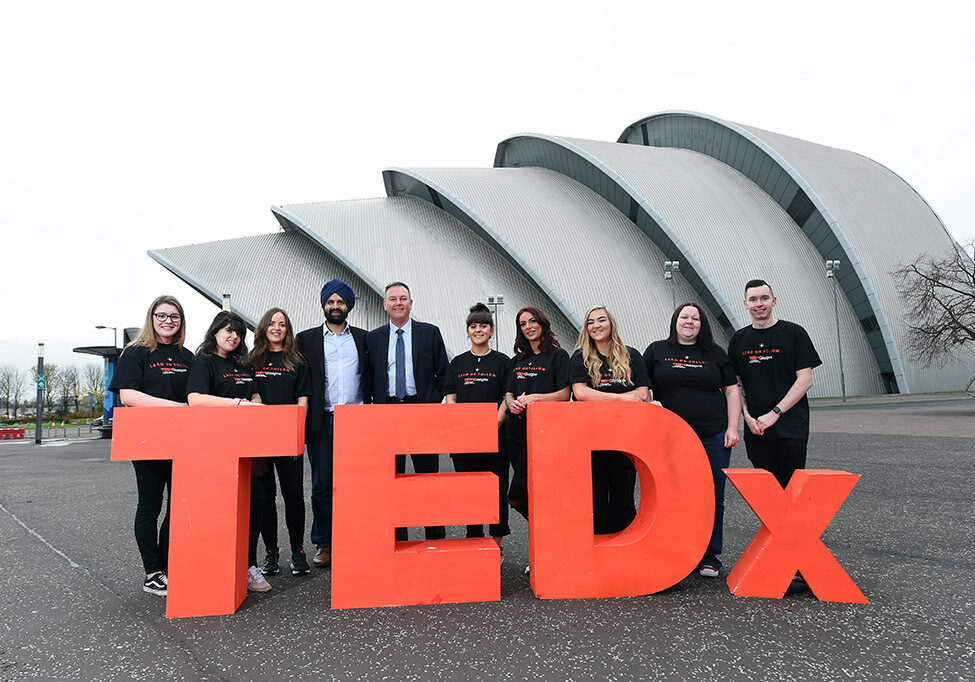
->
[[326, 308, 348, 325]]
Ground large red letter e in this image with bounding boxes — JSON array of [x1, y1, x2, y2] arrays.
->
[[331, 403, 500, 609]]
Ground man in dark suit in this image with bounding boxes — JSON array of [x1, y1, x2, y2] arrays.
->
[[366, 281, 453, 541], [296, 279, 369, 568]]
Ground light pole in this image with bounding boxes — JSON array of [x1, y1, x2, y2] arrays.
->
[[487, 294, 505, 350], [222, 294, 232, 312], [95, 325, 118, 349], [825, 260, 847, 402], [664, 261, 680, 310], [35, 343, 44, 444]]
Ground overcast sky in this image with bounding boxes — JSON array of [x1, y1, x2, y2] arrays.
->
[[2, 1, 972, 373]]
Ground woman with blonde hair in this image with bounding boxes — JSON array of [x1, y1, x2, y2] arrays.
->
[[569, 305, 649, 534], [249, 308, 312, 577], [109, 295, 194, 597]]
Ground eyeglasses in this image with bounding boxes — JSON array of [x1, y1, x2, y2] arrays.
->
[[153, 313, 182, 322]]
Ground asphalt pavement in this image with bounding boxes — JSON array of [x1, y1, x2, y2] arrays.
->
[[0, 396, 972, 680]]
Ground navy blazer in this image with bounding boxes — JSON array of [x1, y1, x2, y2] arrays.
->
[[365, 320, 453, 404], [296, 324, 369, 435]]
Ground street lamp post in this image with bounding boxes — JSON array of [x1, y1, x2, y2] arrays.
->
[[222, 294, 232, 312], [95, 325, 118, 349], [487, 294, 505, 351], [35, 343, 44, 445], [664, 261, 680, 310], [825, 260, 847, 402]]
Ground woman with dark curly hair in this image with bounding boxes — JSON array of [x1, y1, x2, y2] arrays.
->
[[186, 311, 271, 594], [504, 306, 570, 523]]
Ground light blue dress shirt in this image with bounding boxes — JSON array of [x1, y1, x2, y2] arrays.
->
[[386, 319, 417, 397], [323, 326, 362, 411]]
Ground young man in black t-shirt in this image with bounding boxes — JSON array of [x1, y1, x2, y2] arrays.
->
[[728, 279, 822, 489]]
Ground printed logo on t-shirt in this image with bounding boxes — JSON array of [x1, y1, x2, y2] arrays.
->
[[254, 362, 293, 379], [513, 364, 547, 380], [662, 355, 709, 370], [739, 343, 781, 364], [223, 372, 254, 385], [596, 370, 631, 388], [149, 360, 189, 375], [457, 370, 499, 385]]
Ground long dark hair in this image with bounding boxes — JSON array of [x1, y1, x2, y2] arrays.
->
[[513, 306, 559, 361], [665, 303, 724, 362], [197, 311, 248, 363], [249, 308, 303, 371]]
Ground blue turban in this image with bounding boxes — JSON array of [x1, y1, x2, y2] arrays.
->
[[320, 279, 355, 311]]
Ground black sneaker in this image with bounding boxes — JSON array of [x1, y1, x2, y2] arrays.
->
[[143, 573, 167, 596], [290, 549, 311, 575], [262, 549, 280, 575]]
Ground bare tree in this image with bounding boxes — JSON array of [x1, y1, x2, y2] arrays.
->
[[0, 366, 11, 416], [10, 368, 26, 417], [894, 242, 975, 366], [83, 363, 105, 397], [61, 365, 80, 413], [31, 363, 59, 412]]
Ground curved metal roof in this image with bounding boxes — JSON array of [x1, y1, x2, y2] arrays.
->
[[273, 196, 577, 355], [617, 111, 962, 392], [495, 134, 884, 398], [384, 166, 710, 350], [149, 230, 381, 334]]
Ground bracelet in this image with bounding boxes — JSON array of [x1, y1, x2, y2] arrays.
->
[[235, 398, 242, 406]]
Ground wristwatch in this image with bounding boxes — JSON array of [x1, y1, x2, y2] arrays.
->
[[772, 405, 782, 414]]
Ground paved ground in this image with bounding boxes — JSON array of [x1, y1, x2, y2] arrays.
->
[[0, 396, 972, 680]]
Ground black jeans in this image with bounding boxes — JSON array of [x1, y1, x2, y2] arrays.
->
[[132, 460, 171, 575], [248, 472, 267, 567], [260, 454, 306, 553], [506, 418, 530, 520], [591, 450, 636, 535], [744, 437, 808, 488]]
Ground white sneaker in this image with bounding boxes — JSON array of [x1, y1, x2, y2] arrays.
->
[[698, 565, 719, 578], [247, 565, 271, 592]]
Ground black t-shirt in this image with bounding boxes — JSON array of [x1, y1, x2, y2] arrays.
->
[[569, 346, 650, 395], [727, 319, 822, 440], [186, 354, 256, 401], [109, 343, 194, 403], [505, 347, 570, 439], [450, 350, 510, 405], [505, 347, 570, 399], [252, 351, 312, 406], [643, 341, 737, 439]]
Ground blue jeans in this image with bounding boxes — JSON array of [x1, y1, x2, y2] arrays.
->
[[700, 430, 731, 569]]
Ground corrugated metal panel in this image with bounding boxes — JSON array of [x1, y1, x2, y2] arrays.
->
[[274, 196, 578, 356], [498, 135, 883, 399], [149, 231, 382, 335], [386, 166, 711, 351], [740, 124, 973, 393]]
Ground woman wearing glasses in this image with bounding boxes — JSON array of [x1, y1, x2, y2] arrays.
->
[[569, 306, 649, 535], [249, 308, 312, 577], [186, 311, 270, 594], [109, 295, 194, 597]]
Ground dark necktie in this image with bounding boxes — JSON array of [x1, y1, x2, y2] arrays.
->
[[395, 328, 407, 399]]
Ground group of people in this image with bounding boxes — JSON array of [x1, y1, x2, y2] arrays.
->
[[110, 277, 821, 598]]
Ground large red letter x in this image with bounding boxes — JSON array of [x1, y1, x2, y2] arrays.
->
[[724, 468, 868, 603]]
